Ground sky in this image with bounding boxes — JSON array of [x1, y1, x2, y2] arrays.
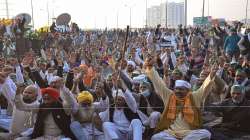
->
[[0, 0, 249, 29]]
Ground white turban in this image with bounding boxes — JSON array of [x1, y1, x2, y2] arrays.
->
[[48, 76, 61, 85], [112, 89, 124, 98], [127, 60, 136, 68], [133, 74, 147, 84], [175, 80, 191, 89]]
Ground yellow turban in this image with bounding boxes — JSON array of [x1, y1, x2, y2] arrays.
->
[[77, 91, 94, 103]]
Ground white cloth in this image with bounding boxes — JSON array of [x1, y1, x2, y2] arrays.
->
[[15, 66, 24, 84], [10, 106, 36, 135], [160, 52, 177, 68], [39, 71, 46, 80], [93, 97, 109, 113], [175, 80, 191, 89], [145, 111, 161, 128], [70, 121, 104, 140], [0, 77, 16, 106], [48, 76, 61, 85], [63, 61, 70, 73], [132, 75, 147, 84], [60, 86, 78, 114], [112, 89, 125, 98], [151, 129, 211, 140], [103, 119, 142, 140], [111, 89, 137, 113], [137, 111, 161, 129], [113, 109, 130, 131], [99, 90, 137, 123], [177, 64, 188, 75], [127, 61, 136, 68], [216, 67, 224, 78], [99, 91, 141, 140], [40, 49, 47, 60], [134, 52, 144, 65], [234, 78, 249, 86], [43, 113, 62, 137]]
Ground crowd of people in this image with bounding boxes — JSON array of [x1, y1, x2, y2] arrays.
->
[[0, 17, 250, 140]]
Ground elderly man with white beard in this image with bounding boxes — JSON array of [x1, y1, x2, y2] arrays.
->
[[100, 79, 143, 140], [0, 84, 39, 140], [206, 85, 250, 140], [70, 91, 105, 140]]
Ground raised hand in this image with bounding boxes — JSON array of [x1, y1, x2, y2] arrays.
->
[[143, 55, 155, 70], [21, 57, 31, 68], [8, 58, 19, 66], [210, 63, 219, 78], [16, 83, 26, 95], [57, 57, 63, 66]]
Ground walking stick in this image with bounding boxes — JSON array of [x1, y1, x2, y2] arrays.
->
[[115, 25, 129, 100]]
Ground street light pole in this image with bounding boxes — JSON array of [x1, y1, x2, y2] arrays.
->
[[47, 1, 50, 26], [202, 0, 205, 25], [146, 0, 148, 27], [125, 4, 135, 28], [202, 0, 205, 18], [207, 0, 210, 16], [185, 0, 187, 26], [116, 11, 119, 29], [246, 0, 249, 24], [31, 0, 34, 28], [130, 7, 131, 28], [5, 0, 9, 19]]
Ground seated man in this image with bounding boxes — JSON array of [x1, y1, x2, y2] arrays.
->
[[100, 79, 143, 140], [0, 71, 16, 115], [0, 84, 39, 140], [143, 57, 218, 140], [70, 91, 104, 140], [15, 87, 76, 140], [206, 85, 250, 140]]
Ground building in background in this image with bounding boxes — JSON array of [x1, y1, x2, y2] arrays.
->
[[167, 2, 185, 28], [159, 2, 167, 27], [147, 2, 185, 28], [147, 5, 160, 27]]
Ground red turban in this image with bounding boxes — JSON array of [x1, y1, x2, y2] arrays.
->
[[41, 87, 60, 101]]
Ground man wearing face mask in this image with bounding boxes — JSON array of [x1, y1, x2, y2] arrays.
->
[[139, 81, 164, 114], [238, 28, 250, 56], [137, 80, 165, 138], [233, 69, 250, 86], [229, 69, 250, 100], [144, 57, 218, 140], [206, 85, 250, 140]]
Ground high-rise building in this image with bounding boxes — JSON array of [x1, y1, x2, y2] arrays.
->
[[167, 2, 185, 28], [160, 2, 167, 27], [146, 2, 185, 28], [147, 5, 161, 27]]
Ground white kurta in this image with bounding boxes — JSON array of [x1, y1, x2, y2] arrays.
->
[[0, 77, 16, 106], [99, 89, 143, 140]]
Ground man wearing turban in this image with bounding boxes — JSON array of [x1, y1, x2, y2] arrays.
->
[[70, 91, 104, 140], [15, 87, 76, 140]]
